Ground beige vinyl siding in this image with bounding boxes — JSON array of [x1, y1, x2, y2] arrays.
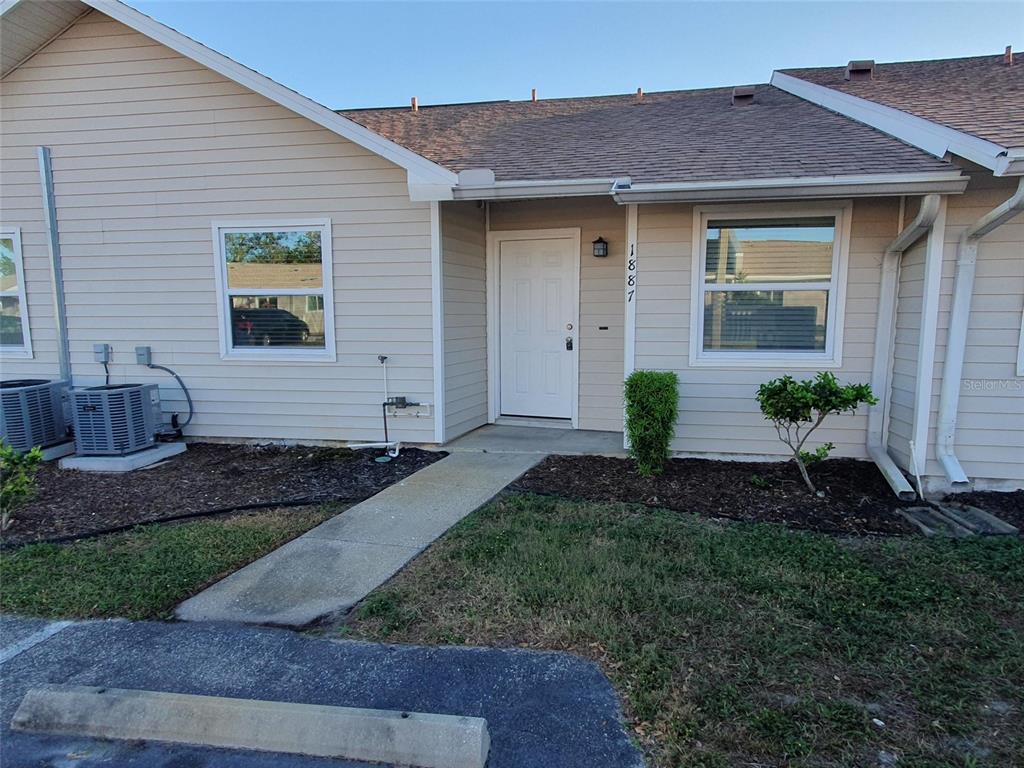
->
[[0, 0, 88, 77], [489, 197, 626, 432], [886, 233, 928, 469], [634, 199, 899, 458], [0, 10, 436, 443], [939, 173, 1024, 484], [441, 201, 487, 439]]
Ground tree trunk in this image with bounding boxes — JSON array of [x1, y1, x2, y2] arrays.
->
[[793, 453, 817, 494]]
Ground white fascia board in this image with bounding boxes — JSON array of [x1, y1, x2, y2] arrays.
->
[[452, 178, 616, 201], [408, 182, 455, 202], [771, 71, 1016, 176], [0, 0, 27, 16], [995, 148, 1024, 176], [82, 0, 457, 187], [613, 171, 967, 203]]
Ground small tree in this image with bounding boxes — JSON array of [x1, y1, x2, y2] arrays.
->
[[756, 372, 876, 495], [624, 370, 679, 477], [1, 442, 43, 531]]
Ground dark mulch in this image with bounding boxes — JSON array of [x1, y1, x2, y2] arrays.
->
[[945, 490, 1024, 533], [511, 455, 920, 535], [4, 443, 445, 546]]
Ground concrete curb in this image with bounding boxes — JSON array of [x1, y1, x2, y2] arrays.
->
[[12, 684, 489, 768]]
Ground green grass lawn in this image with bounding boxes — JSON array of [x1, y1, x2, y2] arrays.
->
[[0, 507, 337, 620], [348, 494, 1024, 768]]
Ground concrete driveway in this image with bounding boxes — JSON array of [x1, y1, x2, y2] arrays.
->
[[0, 616, 644, 768]]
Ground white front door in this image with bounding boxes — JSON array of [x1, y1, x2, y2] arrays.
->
[[498, 236, 577, 419]]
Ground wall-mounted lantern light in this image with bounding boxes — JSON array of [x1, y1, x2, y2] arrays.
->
[[592, 236, 609, 258]]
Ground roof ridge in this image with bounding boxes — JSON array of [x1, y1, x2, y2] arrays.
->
[[337, 83, 769, 114], [780, 51, 1019, 72]]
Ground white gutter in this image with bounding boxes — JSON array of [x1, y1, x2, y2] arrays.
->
[[610, 172, 967, 203], [771, 71, 1021, 177], [37, 146, 71, 382], [935, 176, 1024, 485], [868, 194, 942, 499], [452, 177, 619, 201], [450, 171, 966, 203], [910, 196, 948, 488]]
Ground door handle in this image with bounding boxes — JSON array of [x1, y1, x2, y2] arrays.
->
[[565, 336, 574, 351]]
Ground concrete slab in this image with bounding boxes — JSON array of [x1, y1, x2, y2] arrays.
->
[[899, 506, 975, 537], [934, 502, 1019, 536], [175, 537, 419, 626], [176, 452, 542, 627], [14, 685, 489, 768], [0, 617, 644, 768], [40, 441, 75, 461], [60, 442, 186, 472], [445, 424, 626, 457]]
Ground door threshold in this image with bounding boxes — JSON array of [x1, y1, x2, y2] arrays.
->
[[494, 416, 574, 430]]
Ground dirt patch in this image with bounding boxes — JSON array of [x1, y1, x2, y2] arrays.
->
[[511, 455, 919, 535], [945, 490, 1024, 533], [4, 443, 445, 546]]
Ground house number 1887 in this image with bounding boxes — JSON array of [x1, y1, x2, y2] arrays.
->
[[626, 243, 636, 302]]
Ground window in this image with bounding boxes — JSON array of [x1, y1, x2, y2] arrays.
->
[[0, 227, 32, 358], [212, 220, 334, 360], [690, 204, 850, 367]]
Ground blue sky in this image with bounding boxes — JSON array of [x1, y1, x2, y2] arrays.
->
[[131, 1, 1023, 110]]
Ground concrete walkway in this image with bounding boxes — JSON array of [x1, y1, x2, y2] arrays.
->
[[446, 424, 627, 456], [176, 452, 541, 627]]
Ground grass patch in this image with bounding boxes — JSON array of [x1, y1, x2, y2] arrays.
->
[[0, 507, 337, 620], [348, 494, 1024, 768]]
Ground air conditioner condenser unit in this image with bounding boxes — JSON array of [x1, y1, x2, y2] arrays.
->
[[70, 383, 162, 456], [0, 379, 69, 452]]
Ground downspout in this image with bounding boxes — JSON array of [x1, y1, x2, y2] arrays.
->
[[935, 176, 1024, 486], [37, 146, 71, 383], [867, 194, 942, 500]]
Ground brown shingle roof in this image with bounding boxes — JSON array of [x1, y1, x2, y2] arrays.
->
[[341, 84, 953, 184], [781, 53, 1024, 148]]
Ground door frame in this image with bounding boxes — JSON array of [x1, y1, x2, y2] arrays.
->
[[486, 228, 581, 428]]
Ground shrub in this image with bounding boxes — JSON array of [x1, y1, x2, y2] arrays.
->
[[756, 372, 876, 495], [624, 370, 679, 476], [1, 442, 43, 531]]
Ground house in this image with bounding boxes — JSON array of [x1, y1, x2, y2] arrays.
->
[[0, 0, 1020, 495]]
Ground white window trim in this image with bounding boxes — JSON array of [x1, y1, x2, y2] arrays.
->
[[0, 226, 32, 359], [688, 201, 852, 369], [211, 218, 336, 362]]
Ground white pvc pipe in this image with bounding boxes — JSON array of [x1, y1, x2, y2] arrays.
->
[[349, 441, 401, 458], [867, 194, 942, 500], [936, 177, 1024, 486]]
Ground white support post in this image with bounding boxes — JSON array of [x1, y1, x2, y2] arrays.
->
[[623, 204, 638, 448], [430, 201, 445, 444]]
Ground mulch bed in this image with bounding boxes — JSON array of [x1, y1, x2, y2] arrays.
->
[[511, 455, 921, 536], [4, 443, 445, 546], [945, 490, 1024, 533]]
